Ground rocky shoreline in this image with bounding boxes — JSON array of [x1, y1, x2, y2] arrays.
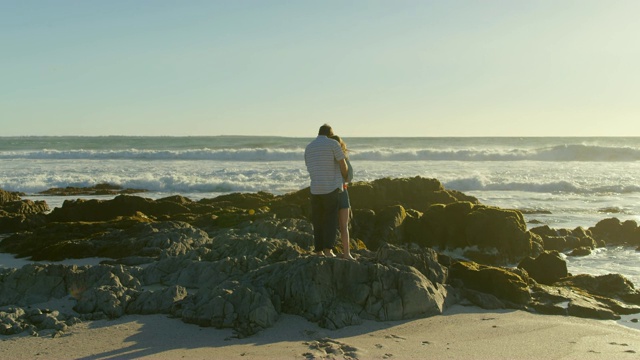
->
[[1, 177, 639, 338]]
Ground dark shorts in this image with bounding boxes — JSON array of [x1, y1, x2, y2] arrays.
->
[[338, 189, 350, 209]]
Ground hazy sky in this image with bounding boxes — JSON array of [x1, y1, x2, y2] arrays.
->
[[2, 1, 639, 137]]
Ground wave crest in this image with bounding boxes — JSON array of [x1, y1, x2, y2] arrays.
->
[[3, 144, 638, 162], [354, 144, 640, 162]]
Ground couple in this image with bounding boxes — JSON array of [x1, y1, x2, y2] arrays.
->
[[304, 124, 355, 260]]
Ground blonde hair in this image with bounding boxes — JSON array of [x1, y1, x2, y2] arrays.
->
[[330, 135, 348, 159]]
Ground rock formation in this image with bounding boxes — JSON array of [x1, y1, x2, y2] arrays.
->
[[1, 177, 639, 337], [0, 189, 49, 233]]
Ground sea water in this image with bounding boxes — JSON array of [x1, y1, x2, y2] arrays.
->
[[1, 136, 639, 287]]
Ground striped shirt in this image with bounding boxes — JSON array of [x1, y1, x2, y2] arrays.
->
[[304, 136, 346, 195]]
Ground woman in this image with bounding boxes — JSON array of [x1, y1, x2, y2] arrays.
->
[[330, 135, 355, 260]]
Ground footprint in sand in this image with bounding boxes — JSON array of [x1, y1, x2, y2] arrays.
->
[[609, 342, 629, 346], [384, 334, 406, 341]]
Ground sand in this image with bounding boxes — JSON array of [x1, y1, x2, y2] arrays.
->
[[1, 305, 639, 360]]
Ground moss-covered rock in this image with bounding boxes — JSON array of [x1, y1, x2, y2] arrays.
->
[[449, 261, 531, 305], [405, 202, 541, 265], [589, 218, 640, 246], [518, 251, 568, 285]]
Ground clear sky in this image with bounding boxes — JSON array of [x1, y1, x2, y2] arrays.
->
[[2, 1, 639, 137]]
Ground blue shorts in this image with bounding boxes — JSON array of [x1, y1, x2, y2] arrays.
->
[[338, 189, 350, 209]]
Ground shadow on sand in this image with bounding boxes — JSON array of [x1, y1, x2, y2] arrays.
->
[[77, 306, 511, 359]]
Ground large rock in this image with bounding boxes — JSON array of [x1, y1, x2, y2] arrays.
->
[[351, 205, 409, 250], [0, 199, 49, 215], [0, 220, 211, 261], [567, 297, 620, 320], [518, 251, 568, 285], [348, 177, 478, 213], [0, 189, 49, 233], [405, 202, 542, 265], [375, 243, 448, 285], [530, 225, 599, 252], [589, 218, 640, 246], [257, 256, 448, 329], [529, 281, 633, 320], [554, 273, 640, 304], [47, 195, 195, 222], [449, 261, 531, 305], [0, 307, 74, 336], [0, 189, 22, 204], [180, 279, 279, 336], [73, 285, 131, 319], [153, 229, 449, 335], [0, 264, 141, 307]]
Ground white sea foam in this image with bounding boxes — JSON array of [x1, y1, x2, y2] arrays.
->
[[2, 143, 640, 162], [3, 154, 640, 199], [564, 246, 640, 287]]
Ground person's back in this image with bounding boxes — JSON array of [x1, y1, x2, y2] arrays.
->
[[305, 136, 345, 195], [304, 124, 348, 257]]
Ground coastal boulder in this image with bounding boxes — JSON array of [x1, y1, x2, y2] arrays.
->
[[0, 307, 74, 336], [73, 285, 131, 319], [0, 199, 49, 215], [589, 218, 640, 246], [554, 273, 640, 304], [405, 202, 541, 265], [47, 195, 193, 222], [180, 279, 279, 336], [351, 205, 409, 250], [567, 298, 620, 320], [0, 220, 211, 261], [258, 256, 447, 328], [126, 285, 188, 315], [0, 189, 50, 233], [449, 261, 531, 306], [375, 243, 448, 285], [0, 189, 22, 204], [518, 251, 568, 285], [529, 282, 638, 320], [567, 247, 592, 257], [0, 264, 141, 308], [348, 176, 478, 213], [530, 225, 598, 252]]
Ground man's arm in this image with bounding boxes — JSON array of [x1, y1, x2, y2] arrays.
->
[[338, 158, 348, 181]]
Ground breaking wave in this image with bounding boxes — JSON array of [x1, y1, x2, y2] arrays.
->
[[2, 144, 639, 162]]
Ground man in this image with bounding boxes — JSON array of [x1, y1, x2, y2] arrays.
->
[[304, 124, 349, 257]]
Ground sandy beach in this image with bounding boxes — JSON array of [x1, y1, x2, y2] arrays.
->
[[1, 305, 638, 360]]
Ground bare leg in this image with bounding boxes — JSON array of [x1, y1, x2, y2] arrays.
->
[[339, 208, 355, 259]]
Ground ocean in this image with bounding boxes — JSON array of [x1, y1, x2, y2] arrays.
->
[[1, 136, 639, 287]]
